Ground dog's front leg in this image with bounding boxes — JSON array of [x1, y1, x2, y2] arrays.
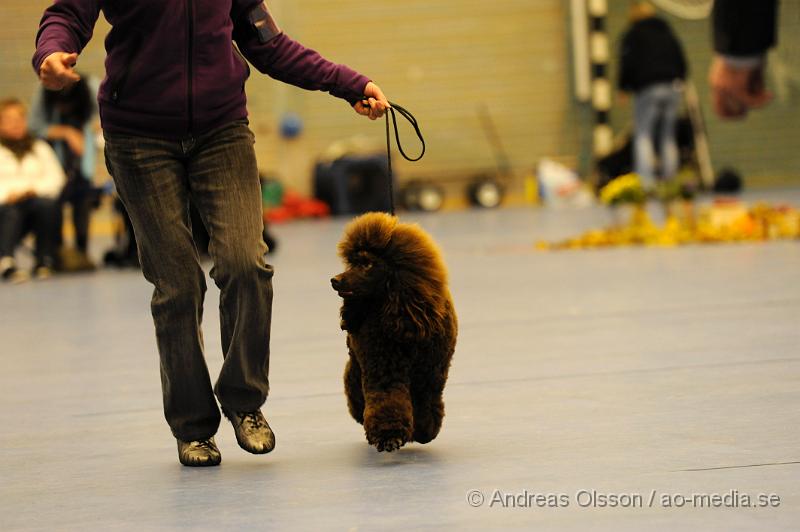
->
[[344, 347, 365, 424], [361, 359, 413, 452]]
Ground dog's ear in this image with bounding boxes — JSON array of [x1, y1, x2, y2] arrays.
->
[[383, 287, 436, 341]]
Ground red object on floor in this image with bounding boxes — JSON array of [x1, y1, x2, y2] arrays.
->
[[295, 198, 330, 218], [265, 206, 295, 223], [263, 191, 331, 224]]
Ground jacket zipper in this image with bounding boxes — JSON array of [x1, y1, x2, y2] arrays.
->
[[186, 0, 194, 134]]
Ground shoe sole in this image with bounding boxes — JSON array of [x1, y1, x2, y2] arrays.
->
[[179, 458, 222, 467]]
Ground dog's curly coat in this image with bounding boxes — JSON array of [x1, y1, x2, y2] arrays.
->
[[331, 212, 457, 452]]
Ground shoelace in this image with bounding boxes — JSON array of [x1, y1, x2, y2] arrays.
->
[[238, 412, 266, 429], [191, 439, 216, 450], [363, 100, 426, 215]]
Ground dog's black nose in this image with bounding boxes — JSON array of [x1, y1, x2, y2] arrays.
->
[[331, 277, 340, 290]]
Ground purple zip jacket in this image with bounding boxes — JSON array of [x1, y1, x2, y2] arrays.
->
[[33, 0, 370, 139]]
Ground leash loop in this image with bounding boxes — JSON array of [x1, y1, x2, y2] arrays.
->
[[371, 100, 425, 215], [386, 102, 426, 163]]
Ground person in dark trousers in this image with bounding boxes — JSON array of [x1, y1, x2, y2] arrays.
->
[[29, 76, 100, 271], [34, 0, 389, 467], [618, 1, 688, 189], [709, 0, 779, 119]]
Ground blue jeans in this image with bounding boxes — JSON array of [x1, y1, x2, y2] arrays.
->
[[104, 120, 273, 441], [633, 82, 682, 187]]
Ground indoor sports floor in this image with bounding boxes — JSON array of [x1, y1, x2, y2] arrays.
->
[[2, 189, 799, 530]]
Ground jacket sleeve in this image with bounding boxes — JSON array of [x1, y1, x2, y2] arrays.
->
[[712, 0, 778, 57], [231, 0, 370, 105], [32, 0, 102, 75]]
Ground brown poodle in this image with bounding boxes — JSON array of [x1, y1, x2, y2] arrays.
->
[[331, 212, 457, 452]]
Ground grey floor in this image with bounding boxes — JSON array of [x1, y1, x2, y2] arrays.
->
[[2, 190, 799, 531]]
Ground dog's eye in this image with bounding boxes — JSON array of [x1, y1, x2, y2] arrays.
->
[[363, 262, 373, 270]]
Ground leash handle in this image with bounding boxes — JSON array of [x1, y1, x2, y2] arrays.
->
[[361, 99, 426, 215]]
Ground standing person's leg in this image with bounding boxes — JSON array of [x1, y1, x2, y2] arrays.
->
[[59, 177, 91, 253], [53, 198, 65, 253], [658, 84, 682, 181], [633, 85, 660, 189], [103, 135, 222, 450], [72, 197, 91, 254], [187, 120, 275, 454]]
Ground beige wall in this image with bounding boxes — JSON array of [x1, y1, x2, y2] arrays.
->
[[1, 1, 797, 196], [1, 0, 577, 195]]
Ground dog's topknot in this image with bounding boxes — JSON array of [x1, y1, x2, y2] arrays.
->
[[338, 212, 398, 260], [338, 212, 448, 288]]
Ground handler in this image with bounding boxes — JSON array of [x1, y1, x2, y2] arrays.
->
[[34, 0, 389, 467]]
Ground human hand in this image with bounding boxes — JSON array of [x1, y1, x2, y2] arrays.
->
[[353, 81, 390, 120], [48, 125, 85, 156], [63, 127, 85, 156], [39, 52, 81, 91], [709, 55, 772, 119]]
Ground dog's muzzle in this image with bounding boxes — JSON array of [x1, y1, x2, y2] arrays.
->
[[331, 276, 353, 297]]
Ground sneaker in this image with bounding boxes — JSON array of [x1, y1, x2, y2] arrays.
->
[[1, 257, 29, 284], [177, 437, 222, 467], [33, 265, 53, 280], [58, 247, 96, 272], [222, 408, 275, 454]]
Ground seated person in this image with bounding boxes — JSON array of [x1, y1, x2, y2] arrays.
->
[[0, 98, 66, 282]]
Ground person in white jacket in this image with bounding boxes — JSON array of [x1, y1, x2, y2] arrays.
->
[[0, 98, 65, 282]]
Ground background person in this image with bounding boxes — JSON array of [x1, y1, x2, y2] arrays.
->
[[0, 98, 65, 282], [29, 75, 101, 271], [618, 1, 688, 190]]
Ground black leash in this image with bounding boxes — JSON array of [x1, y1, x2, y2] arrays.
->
[[363, 100, 426, 215]]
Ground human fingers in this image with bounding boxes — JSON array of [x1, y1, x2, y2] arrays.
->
[[40, 52, 81, 90], [709, 58, 749, 119], [363, 82, 390, 119], [353, 100, 371, 116], [355, 97, 381, 120], [741, 67, 773, 109], [65, 129, 85, 156], [367, 97, 381, 120], [713, 88, 748, 119]]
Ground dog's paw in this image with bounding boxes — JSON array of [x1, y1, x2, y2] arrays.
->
[[376, 436, 405, 453], [366, 425, 411, 453]]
